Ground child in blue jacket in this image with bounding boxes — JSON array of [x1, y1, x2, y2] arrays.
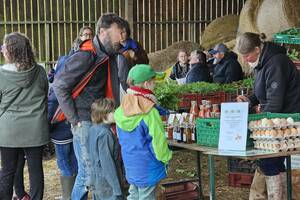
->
[[114, 64, 172, 200], [88, 98, 124, 200]]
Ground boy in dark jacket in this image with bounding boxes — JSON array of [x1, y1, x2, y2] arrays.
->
[[186, 50, 210, 83]]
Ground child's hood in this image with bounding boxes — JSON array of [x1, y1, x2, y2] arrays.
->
[[114, 94, 155, 132]]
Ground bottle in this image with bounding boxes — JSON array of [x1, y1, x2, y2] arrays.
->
[[167, 126, 173, 140], [198, 105, 205, 118], [205, 103, 212, 118], [184, 125, 192, 144], [172, 117, 179, 141], [191, 125, 196, 143], [212, 104, 220, 118], [190, 101, 199, 117]]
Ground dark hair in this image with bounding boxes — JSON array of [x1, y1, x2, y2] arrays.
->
[[91, 98, 115, 124], [236, 32, 266, 54], [123, 19, 131, 37], [3, 32, 36, 71], [79, 26, 93, 37], [96, 13, 126, 34]]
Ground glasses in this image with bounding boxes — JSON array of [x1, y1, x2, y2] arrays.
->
[[81, 33, 93, 38]]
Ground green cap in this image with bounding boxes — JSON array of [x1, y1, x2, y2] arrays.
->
[[128, 64, 164, 84]]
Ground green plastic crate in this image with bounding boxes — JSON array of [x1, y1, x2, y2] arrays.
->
[[196, 118, 253, 147], [196, 113, 300, 147], [273, 28, 300, 44]]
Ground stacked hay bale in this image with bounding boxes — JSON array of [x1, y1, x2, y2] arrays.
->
[[148, 41, 202, 72], [201, 15, 240, 50]]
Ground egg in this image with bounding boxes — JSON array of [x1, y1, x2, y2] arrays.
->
[[261, 118, 269, 127], [272, 118, 281, 125], [296, 127, 300, 134], [270, 129, 278, 137], [277, 129, 284, 137], [287, 117, 294, 125], [290, 128, 297, 136], [283, 128, 291, 137]]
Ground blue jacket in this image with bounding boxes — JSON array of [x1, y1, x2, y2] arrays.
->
[[88, 124, 124, 199], [114, 94, 172, 187]]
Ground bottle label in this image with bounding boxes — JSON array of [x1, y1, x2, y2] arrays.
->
[[183, 134, 186, 142], [192, 133, 195, 141]]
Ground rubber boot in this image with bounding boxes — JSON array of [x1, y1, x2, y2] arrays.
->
[[265, 174, 283, 200], [280, 172, 287, 200], [60, 176, 76, 200]]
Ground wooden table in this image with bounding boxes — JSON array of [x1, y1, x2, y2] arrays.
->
[[168, 140, 300, 200]]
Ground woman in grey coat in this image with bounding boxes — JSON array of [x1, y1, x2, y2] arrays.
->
[[0, 32, 49, 200]]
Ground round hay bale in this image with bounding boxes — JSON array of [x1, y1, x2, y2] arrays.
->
[[238, 0, 300, 40], [201, 15, 239, 50], [148, 41, 202, 71], [256, 0, 298, 40], [238, 0, 262, 34]]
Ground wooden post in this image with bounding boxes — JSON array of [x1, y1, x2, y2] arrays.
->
[[125, 0, 134, 35]]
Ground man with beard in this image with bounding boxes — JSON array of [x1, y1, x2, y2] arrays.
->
[[53, 13, 126, 199]]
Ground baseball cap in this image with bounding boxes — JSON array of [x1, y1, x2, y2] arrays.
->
[[210, 43, 228, 55], [128, 64, 165, 85]]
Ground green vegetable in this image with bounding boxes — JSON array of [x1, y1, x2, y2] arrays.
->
[[154, 78, 254, 110]]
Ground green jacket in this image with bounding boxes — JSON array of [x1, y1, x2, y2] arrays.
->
[[0, 64, 49, 147]]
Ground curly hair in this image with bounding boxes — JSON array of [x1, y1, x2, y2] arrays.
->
[[3, 32, 36, 71]]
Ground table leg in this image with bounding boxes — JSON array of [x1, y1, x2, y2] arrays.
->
[[286, 156, 292, 200], [208, 155, 216, 200], [196, 152, 204, 199]]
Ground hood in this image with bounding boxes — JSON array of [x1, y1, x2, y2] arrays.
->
[[219, 51, 237, 64], [256, 42, 286, 70], [0, 64, 40, 88], [114, 94, 155, 132]]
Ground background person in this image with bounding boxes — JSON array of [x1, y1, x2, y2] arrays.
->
[[169, 49, 190, 84], [211, 43, 243, 83], [236, 32, 300, 200], [0, 32, 49, 200], [186, 50, 210, 84]]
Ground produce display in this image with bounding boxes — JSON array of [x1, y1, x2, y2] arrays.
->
[[249, 117, 300, 152], [287, 49, 300, 61], [154, 78, 254, 110]]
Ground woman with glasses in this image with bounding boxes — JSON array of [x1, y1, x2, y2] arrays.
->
[[0, 32, 49, 200]]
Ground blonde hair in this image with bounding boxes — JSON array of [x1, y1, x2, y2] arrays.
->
[[91, 98, 115, 124]]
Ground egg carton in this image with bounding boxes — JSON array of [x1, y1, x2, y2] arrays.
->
[[254, 139, 300, 152], [249, 122, 300, 131]]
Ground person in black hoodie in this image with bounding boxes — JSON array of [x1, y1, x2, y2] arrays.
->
[[186, 50, 210, 83], [169, 49, 190, 84], [211, 43, 243, 83], [236, 32, 300, 200]]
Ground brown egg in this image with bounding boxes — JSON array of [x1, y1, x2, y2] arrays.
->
[[283, 128, 291, 137]]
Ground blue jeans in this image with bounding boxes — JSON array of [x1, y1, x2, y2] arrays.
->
[[127, 185, 156, 200], [55, 143, 78, 176], [71, 121, 93, 200]]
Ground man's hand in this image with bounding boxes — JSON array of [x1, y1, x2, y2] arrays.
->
[[236, 95, 249, 102]]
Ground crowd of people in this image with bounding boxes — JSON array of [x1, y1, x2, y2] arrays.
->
[[169, 43, 244, 84], [0, 12, 300, 200]]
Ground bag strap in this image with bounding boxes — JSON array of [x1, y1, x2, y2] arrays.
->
[[0, 88, 23, 118]]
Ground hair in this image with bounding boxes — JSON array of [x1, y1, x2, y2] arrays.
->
[[122, 19, 131, 37], [91, 98, 115, 124], [96, 13, 126, 34], [236, 32, 266, 54], [190, 49, 207, 64], [72, 26, 94, 49], [177, 49, 188, 56], [3, 32, 36, 71]]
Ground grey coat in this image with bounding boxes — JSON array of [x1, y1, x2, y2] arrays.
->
[[0, 64, 49, 147]]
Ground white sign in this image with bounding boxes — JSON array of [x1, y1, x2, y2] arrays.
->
[[218, 102, 249, 151]]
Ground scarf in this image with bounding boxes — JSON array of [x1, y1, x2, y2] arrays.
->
[[126, 86, 158, 105]]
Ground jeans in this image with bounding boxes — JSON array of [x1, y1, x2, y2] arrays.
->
[[55, 143, 78, 176], [127, 185, 156, 200], [0, 146, 44, 200], [71, 121, 93, 200], [14, 151, 26, 199]]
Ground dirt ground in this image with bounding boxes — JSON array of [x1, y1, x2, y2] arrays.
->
[[22, 150, 250, 199]]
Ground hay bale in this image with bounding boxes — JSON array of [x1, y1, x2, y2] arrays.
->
[[238, 0, 300, 40], [201, 15, 239, 50], [238, 0, 262, 34], [148, 41, 202, 71]]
